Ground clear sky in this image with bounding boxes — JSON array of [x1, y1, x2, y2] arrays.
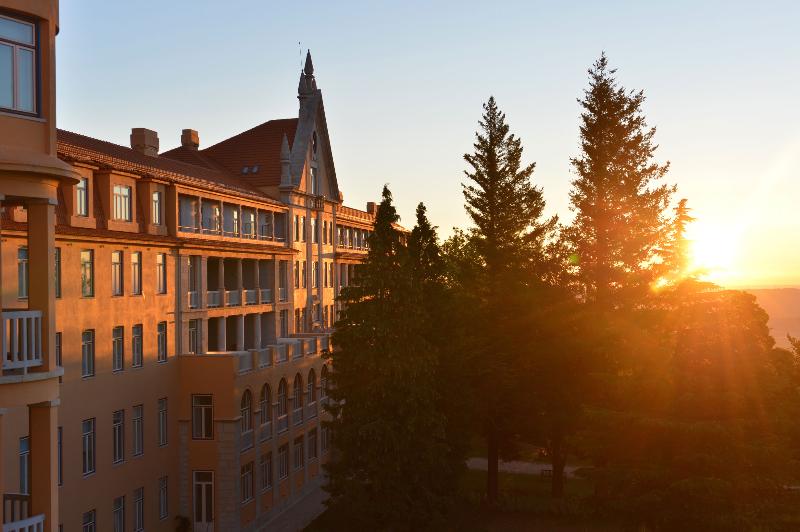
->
[[56, 1, 800, 288]]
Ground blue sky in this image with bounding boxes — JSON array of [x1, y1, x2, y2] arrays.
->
[[57, 1, 800, 287]]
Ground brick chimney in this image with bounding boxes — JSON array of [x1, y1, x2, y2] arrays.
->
[[366, 202, 377, 215], [130, 128, 159, 156], [181, 129, 199, 150]]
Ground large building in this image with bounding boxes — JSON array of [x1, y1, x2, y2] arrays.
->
[[0, 2, 375, 531]]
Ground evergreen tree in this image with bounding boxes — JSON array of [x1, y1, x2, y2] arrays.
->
[[660, 198, 696, 283], [324, 187, 455, 530], [566, 53, 675, 305], [461, 97, 556, 503]]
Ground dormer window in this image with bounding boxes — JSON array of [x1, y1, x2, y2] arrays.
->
[[312, 131, 318, 159], [113, 185, 132, 221], [76, 178, 89, 216], [0, 14, 36, 114]]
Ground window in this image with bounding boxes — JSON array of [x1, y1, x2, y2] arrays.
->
[[152, 191, 162, 225], [149, 324, 164, 367], [311, 217, 318, 243], [19, 436, 29, 494], [76, 178, 89, 216], [57, 426, 63, 486], [55, 247, 61, 298], [81, 250, 94, 297], [0, 14, 36, 113], [278, 444, 289, 479], [156, 253, 167, 294], [259, 384, 271, 426], [132, 405, 143, 456], [294, 309, 301, 334], [133, 487, 144, 532], [312, 261, 319, 288], [311, 166, 319, 195], [293, 374, 304, 416], [308, 428, 318, 460], [111, 251, 124, 296], [293, 436, 304, 470], [279, 309, 288, 337], [260, 452, 273, 490], [112, 326, 124, 372], [82, 510, 96, 532], [302, 261, 307, 288], [82, 418, 96, 475], [294, 260, 300, 289], [188, 319, 199, 355], [294, 214, 300, 242], [131, 252, 142, 295], [55, 332, 62, 381], [113, 496, 125, 532], [158, 398, 168, 446], [301, 216, 306, 241], [193, 471, 214, 526], [159, 477, 168, 520], [192, 395, 213, 439], [307, 369, 317, 404], [322, 425, 330, 453], [82, 330, 95, 377], [240, 390, 252, 433], [321, 366, 329, 400], [132, 324, 143, 367], [17, 247, 27, 298], [322, 220, 328, 244], [277, 379, 288, 431], [240, 462, 253, 503], [113, 185, 132, 221], [112, 410, 125, 463], [231, 208, 239, 235]]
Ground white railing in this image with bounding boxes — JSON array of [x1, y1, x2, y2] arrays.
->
[[225, 290, 241, 306], [188, 291, 199, 309], [244, 289, 257, 305], [259, 288, 273, 304], [253, 348, 271, 368], [292, 341, 303, 360], [275, 345, 288, 364], [293, 408, 304, 426], [278, 287, 287, 301], [259, 421, 272, 442], [3, 514, 44, 532], [207, 290, 221, 308], [240, 429, 254, 452], [277, 414, 288, 433], [236, 351, 253, 373], [2, 311, 42, 371]]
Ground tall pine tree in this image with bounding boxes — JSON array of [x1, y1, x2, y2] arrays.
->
[[461, 97, 556, 503], [324, 187, 456, 529], [566, 53, 675, 305]]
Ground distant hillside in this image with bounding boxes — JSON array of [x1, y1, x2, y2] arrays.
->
[[747, 288, 800, 348]]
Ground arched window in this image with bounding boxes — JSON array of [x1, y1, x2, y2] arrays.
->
[[307, 369, 317, 404], [259, 384, 271, 425], [277, 379, 287, 418], [240, 389, 252, 432], [320, 366, 329, 399], [293, 374, 303, 412]]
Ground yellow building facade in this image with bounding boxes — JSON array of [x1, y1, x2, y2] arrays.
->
[[0, 2, 372, 530]]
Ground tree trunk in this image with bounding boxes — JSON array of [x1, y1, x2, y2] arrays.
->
[[551, 432, 566, 499], [487, 429, 499, 505]]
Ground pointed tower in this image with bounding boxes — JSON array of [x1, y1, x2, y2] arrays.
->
[[298, 50, 317, 113]]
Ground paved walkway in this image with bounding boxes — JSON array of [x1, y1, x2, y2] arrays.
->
[[467, 457, 580, 478]]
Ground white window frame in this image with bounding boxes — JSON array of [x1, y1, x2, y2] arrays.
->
[[131, 252, 142, 295], [76, 177, 89, 216], [113, 185, 132, 221], [0, 13, 37, 114]]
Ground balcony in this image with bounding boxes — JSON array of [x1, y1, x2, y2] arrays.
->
[[259, 288, 273, 304], [278, 287, 288, 302], [235, 351, 253, 373], [3, 493, 44, 532], [225, 290, 241, 306], [243, 289, 258, 305], [249, 347, 272, 368], [188, 291, 200, 309], [275, 344, 288, 364], [259, 421, 272, 442], [240, 429, 254, 452], [277, 414, 288, 433], [306, 401, 318, 420], [207, 290, 222, 308], [293, 407, 304, 426], [2, 310, 43, 372]]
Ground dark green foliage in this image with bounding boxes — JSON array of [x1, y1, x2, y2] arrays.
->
[[565, 53, 675, 305], [323, 187, 461, 530]]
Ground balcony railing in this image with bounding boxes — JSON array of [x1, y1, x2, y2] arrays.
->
[[320, 335, 330, 352], [240, 429, 254, 452], [259, 288, 273, 304], [207, 290, 221, 308], [277, 414, 288, 433], [306, 401, 318, 419], [275, 344, 288, 364], [225, 290, 241, 306], [293, 407, 304, 426], [2, 311, 42, 372], [251, 347, 271, 368], [259, 421, 272, 442], [3, 514, 44, 532], [236, 351, 253, 373], [188, 291, 199, 309], [244, 289, 257, 305], [292, 341, 303, 360], [278, 287, 288, 302]]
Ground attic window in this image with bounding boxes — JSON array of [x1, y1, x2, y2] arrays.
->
[[251, 165, 259, 173], [312, 132, 318, 158], [242, 166, 249, 174]]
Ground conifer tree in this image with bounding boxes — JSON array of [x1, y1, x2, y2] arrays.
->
[[566, 53, 675, 305], [461, 97, 556, 503], [660, 198, 696, 283], [324, 187, 455, 529]]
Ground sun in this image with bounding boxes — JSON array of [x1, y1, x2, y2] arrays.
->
[[686, 222, 741, 286]]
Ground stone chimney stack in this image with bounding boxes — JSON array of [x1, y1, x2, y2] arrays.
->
[[130, 128, 159, 156], [366, 202, 377, 215], [181, 129, 199, 150]]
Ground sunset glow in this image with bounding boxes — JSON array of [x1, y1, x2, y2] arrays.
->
[[687, 222, 742, 286]]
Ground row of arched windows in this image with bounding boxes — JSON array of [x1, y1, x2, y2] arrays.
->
[[240, 366, 329, 433]]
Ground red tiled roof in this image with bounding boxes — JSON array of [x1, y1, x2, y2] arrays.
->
[[56, 129, 283, 205], [199, 118, 298, 187]]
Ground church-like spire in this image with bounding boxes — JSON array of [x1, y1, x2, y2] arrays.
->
[[304, 50, 314, 76], [298, 50, 317, 97]]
